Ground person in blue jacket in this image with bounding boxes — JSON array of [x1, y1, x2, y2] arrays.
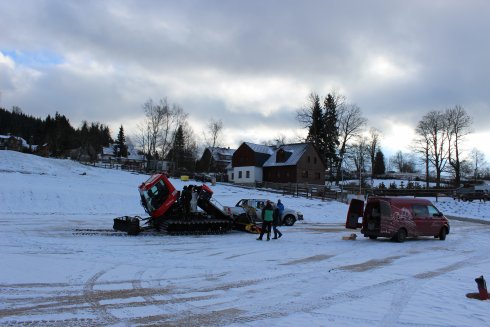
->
[[277, 199, 284, 216]]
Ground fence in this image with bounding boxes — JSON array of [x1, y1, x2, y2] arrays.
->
[[251, 182, 345, 201]]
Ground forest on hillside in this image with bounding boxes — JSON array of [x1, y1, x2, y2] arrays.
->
[[0, 107, 112, 159]]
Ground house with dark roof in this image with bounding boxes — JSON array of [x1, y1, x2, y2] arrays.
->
[[230, 142, 274, 183], [263, 143, 325, 185], [196, 147, 235, 173], [230, 142, 325, 185]]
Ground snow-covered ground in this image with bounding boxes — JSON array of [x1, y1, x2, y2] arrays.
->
[[1, 151, 490, 326]]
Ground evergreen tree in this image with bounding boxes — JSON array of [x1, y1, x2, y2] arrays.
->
[[305, 93, 326, 160], [171, 125, 186, 170], [323, 94, 340, 179], [44, 112, 77, 156], [373, 150, 386, 176], [113, 125, 128, 157]]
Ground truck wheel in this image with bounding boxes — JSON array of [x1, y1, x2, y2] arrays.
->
[[438, 227, 447, 241], [283, 215, 296, 226], [369, 235, 378, 240], [395, 229, 406, 243]]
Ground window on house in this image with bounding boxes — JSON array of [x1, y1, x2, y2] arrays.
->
[[231, 173, 234, 180], [316, 172, 321, 180], [307, 156, 311, 163], [302, 170, 308, 178], [246, 171, 250, 178], [314, 157, 317, 164], [238, 171, 242, 179]]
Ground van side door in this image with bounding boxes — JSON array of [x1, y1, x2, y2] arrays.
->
[[412, 204, 431, 236]]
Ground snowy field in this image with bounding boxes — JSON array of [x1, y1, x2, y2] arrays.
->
[[1, 151, 490, 326]]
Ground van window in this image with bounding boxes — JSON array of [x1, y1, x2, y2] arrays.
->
[[413, 205, 429, 217], [427, 205, 440, 216], [379, 201, 391, 217]]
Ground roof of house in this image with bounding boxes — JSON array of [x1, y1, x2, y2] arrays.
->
[[244, 142, 275, 155], [0, 134, 29, 147], [263, 143, 310, 167], [102, 144, 145, 161], [207, 147, 235, 161]]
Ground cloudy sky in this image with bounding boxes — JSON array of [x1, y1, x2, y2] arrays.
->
[[1, 0, 489, 160]]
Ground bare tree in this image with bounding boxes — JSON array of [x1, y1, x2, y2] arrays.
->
[[204, 119, 224, 172], [335, 103, 367, 184], [136, 98, 188, 161], [346, 136, 370, 187], [412, 126, 431, 189], [469, 148, 486, 181], [445, 105, 472, 186], [390, 151, 416, 173], [136, 98, 167, 159], [415, 110, 449, 187], [206, 119, 223, 149]]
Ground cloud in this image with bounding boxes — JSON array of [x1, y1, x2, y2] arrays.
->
[[0, 0, 489, 158]]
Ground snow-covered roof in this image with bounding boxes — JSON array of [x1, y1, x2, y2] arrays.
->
[[244, 142, 275, 155], [0, 134, 29, 147], [263, 143, 309, 167], [102, 146, 114, 156], [102, 144, 145, 161], [207, 147, 235, 161]]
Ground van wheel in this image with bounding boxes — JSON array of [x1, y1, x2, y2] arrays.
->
[[283, 215, 295, 226], [395, 229, 406, 243], [438, 227, 447, 241], [369, 235, 377, 240]]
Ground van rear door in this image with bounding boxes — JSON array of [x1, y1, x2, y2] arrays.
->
[[345, 199, 364, 229]]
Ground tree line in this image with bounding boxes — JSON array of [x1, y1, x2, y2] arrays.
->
[[297, 91, 488, 187], [0, 107, 112, 159], [2, 94, 487, 184]]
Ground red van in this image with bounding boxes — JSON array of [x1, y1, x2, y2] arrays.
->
[[345, 197, 450, 242]]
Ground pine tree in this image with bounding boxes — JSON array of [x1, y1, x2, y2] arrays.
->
[[373, 150, 386, 176], [323, 94, 340, 179], [171, 125, 186, 170], [306, 93, 326, 159], [114, 125, 128, 158]]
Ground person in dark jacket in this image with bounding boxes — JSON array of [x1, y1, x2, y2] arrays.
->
[[257, 201, 274, 241], [272, 206, 283, 239]]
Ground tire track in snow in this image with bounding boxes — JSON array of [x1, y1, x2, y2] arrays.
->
[[83, 268, 119, 325]]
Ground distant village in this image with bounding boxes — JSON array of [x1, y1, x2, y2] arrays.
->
[[1, 133, 325, 186]]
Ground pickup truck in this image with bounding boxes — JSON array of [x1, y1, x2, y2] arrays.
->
[[459, 190, 489, 202], [453, 187, 489, 202], [223, 199, 303, 226]]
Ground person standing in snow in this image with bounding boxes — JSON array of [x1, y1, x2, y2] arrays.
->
[[257, 200, 273, 241], [277, 199, 284, 217], [272, 206, 283, 239]]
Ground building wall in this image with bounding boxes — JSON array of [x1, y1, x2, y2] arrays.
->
[[295, 145, 325, 185], [233, 166, 263, 183], [232, 144, 257, 167], [263, 144, 325, 185], [263, 166, 297, 183]]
